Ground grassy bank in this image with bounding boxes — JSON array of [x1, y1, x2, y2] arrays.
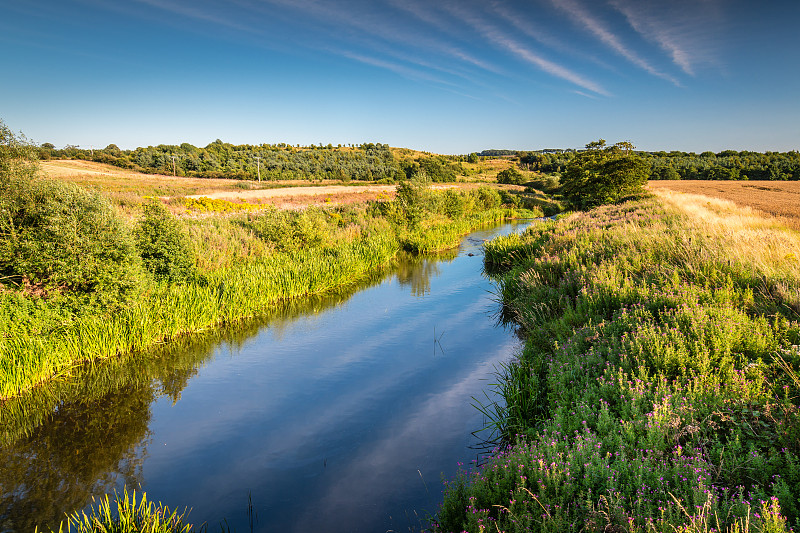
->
[[0, 174, 535, 400], [434, 193, 800, 532]]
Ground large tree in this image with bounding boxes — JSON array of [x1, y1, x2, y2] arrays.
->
[[560, 139, 649, 209]]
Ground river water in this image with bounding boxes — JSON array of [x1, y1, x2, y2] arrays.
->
[[0, 222, 528, 533]]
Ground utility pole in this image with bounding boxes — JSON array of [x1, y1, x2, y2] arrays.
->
[[170, 154, 184, 176], [254, 155, 262, 181]]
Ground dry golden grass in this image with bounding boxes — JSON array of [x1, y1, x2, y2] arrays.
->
[[40, 159, 254, 197], [38, 160, 391, 209], [38, 160, 512, 214], [461, 157, 519, 181], [649, 180, 800, 231], [654, 189, 800, 310]]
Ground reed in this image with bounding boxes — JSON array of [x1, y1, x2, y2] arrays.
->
[[0, 231, 399, 399], [42, 488, 195, 533]]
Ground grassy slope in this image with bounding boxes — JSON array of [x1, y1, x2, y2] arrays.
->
[[433, 191, 800, 533]]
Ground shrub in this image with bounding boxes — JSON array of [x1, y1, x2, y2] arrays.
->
[[499, 189, 521, 207], [244, 208, 329, 252], [525, 175, 561, 193], [0, 175, 142, 301], [497, 167, 526, 185], [474, 186, 502, 209], [395, 179, 428, 228], [442, 189, 465, 219], [0, 120, 37, 184], [135, 201, 196, 283]]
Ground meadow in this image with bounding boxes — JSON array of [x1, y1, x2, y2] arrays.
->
[[434, 190, 800, 533]]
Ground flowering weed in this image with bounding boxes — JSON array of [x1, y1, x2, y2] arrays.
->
[[436, 196, 800, 532]]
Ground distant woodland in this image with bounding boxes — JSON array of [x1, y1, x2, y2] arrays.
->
[[38, 141, 800, 182], [514, 149, 800, 180], [37, 142, 464, 182]]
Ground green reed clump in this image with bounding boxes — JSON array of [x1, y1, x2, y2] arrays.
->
[[42, 488, 195, 533], [0, 229, 402, 399], [434, 198, 800, 533]]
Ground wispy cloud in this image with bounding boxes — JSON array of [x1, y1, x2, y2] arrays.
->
[[610, 0, 723, 76], [443, 2, 610, 96], [489, 1, 619, 73], [132, 0, 256, 34], [335, 49, 455, 86], [572, 90, 599, 99], [548, 0, 681, 86], [384, 0, 504, 74], [128, 0, 500, 88], [258, 0, 504, 81], [488, 1, 568, 56]]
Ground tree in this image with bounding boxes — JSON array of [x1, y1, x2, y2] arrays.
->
[[496, 167, 526, 185], [560, 139, 649, 209]]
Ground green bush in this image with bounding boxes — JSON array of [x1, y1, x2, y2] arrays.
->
[[525, 175, 561, 193], [0, 174, 142, 301], [394, 179, 428, 228], [474, 186, 502, 209], [442, 189, 465, 219], [496, 167, 526, 185], [244, 208, 330, 252], [135, 201, 196, 283]]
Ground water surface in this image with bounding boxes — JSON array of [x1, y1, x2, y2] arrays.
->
[[0, 222, 529, 533]]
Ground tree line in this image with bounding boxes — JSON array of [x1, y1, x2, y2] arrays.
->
[[37, 141, 464, 182], [518, 148, 800, 180]]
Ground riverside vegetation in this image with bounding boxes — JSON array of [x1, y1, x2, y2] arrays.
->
[[1, 121, 544, 531], [433, 187, 800, 530], [8, 123, 800, 531], [0, 122, 536, 403]]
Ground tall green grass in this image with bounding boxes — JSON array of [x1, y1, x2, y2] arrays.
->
[[435, 198, 800, 533], [0, 189, 528, 400], [0, 230, 398, 399], [40, 488, 195, 533]]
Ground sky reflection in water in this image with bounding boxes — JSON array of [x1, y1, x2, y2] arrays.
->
[[0, 222, 529, 533]]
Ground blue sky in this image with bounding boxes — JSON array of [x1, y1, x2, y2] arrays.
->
[[2, 0, 798, 153]]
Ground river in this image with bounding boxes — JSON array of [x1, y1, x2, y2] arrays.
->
[[0, 221, 529, 533]]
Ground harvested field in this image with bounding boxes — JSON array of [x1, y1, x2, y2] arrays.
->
[[39, 160, 518, 210], [39, 160, 361, 197], [649, 180, 800, 231]]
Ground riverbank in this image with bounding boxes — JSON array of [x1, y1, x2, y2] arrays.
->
[[2, 219, 534, 533], [0, 180, 536, 401], [434, 192, 800, 532]]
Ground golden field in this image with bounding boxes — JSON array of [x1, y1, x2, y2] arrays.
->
[[649, 180, 800, 231]]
